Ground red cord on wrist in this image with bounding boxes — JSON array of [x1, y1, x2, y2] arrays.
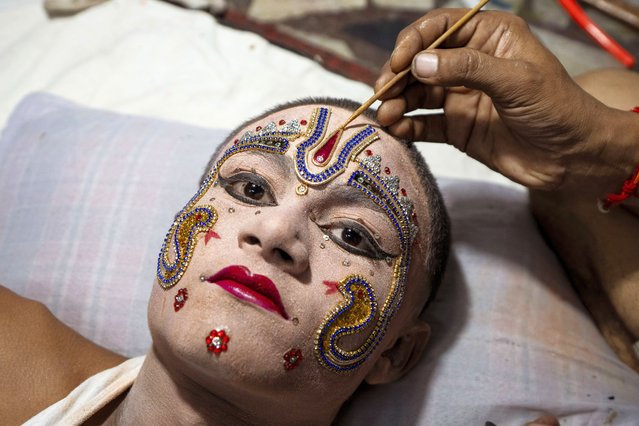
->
[[598, 107, 639, 212]]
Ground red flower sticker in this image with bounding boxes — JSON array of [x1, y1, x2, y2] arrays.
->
[[206, 329, 229, 354], [283, 348, 303, 370], [173, 288, 188, 312]]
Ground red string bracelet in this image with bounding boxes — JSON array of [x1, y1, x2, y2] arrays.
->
[[598, 106, 639, 212]]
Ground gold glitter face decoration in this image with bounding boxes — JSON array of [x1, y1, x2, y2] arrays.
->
[[315, 275, 378, 371], [314, 153, 418, 372], [156, 119, 303, 290], [157, 206, 218, 289]]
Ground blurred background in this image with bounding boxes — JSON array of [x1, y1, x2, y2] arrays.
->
[[217, 0, 639, 82], [45, 0, 639, 83]]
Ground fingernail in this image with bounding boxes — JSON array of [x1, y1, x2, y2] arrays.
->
[[414, 53, 438, 77]]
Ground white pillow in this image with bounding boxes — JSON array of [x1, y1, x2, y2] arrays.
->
[[2, 94, 638, 425]]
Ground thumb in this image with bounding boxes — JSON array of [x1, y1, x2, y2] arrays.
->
[[411, 48, 531, 100]]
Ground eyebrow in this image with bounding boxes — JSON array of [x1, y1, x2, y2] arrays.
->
[[229, 150, 293, 176], [323, 184, 389, 217]]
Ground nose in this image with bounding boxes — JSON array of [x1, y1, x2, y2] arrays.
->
[[238, 209, 309, 276]]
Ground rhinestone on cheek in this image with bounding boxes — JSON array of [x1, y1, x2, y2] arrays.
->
[[295, 183, 309, 196], [283, 348, 303, 370], [173, 288, 188, 312], [205, 329, 229, 354]]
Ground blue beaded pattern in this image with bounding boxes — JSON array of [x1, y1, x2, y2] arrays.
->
[[295, 107, 379, 186], [156, 123, 301, 289], [315, 163, 413, 372], [315, 275, 378, 371], [157, 206, 217, 289]]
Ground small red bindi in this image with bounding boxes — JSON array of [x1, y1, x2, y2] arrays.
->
[[173, 288, 188, 312], [401, 188, 407, 196], [300, 119, 307, 126], [365, 149, 373, 156], [279, 119, 286, 125], [283, 348, 303, 370]]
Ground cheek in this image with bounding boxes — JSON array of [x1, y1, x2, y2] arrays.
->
[[156, 182, 248, 290]]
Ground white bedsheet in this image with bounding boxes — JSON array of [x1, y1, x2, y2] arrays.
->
[[0, 0, 521, 188]]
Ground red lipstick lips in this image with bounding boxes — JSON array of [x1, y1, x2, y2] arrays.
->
[[206, 265, 289, 320]]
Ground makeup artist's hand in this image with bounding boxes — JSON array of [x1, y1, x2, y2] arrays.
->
[[376, 9, 638, 191]]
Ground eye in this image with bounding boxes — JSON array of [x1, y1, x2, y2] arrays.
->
[[322, 221, 393, 260], [341, 228, 362, 246], [218, 172, 277, 206], [243, 182, 265, 200]]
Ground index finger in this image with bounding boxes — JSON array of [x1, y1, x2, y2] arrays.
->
[[389, 8, 496, 73], [375, 60, 411, 100]]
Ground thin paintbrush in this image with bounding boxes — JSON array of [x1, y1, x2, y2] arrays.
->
[[339, 0, 490, 131]]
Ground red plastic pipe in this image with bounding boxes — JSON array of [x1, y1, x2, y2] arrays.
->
[[558, 0, 635, 68]]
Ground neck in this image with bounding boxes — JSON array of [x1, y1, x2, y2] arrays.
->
[[106, 347, 338, 426]]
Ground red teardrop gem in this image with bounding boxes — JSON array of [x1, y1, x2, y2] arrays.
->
[[279, 119, 286, 125], [384, 167, 391, 174], [401, 188, 407, 196], [313, 129, 342, 165], [365, 149, 373, 156], [300, 119, 307, 125]]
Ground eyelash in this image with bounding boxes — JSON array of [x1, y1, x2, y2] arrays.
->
[[320, 221, 393, 260], [218, 170, 393, 259], [217, 172, 277, 206]]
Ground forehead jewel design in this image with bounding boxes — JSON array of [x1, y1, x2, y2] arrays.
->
[[295, 107, 380, 186]]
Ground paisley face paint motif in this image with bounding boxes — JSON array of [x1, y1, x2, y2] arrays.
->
[[314, 275, 378, 371], [157, 206, 218, 289]]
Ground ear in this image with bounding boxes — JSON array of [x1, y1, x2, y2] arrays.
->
[[364, 320, 431, 385]]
